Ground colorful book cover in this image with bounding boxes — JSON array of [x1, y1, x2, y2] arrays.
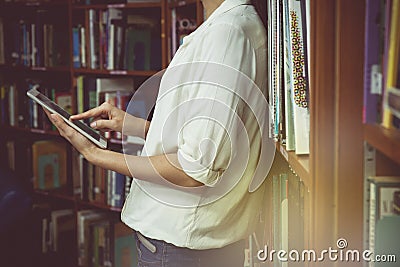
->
[[382, 0, 400, 128], [32, 140, 67, 190], [113, 222, 137, 267], [283, 0, 295, 151], [288, 0, 310, 154], [73, 27, 81, 68]]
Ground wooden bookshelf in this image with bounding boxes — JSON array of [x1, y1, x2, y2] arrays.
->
[[6, 65, 71, 73], [77, 199, 122, 212], [3, 125, 61, 137], [168, 0, 197, 8], [364, 123, 400, 166], [72, 2, 162, 9], [35, 189, 76, 202], [275, 142, 310, 189], [35, 189, 123, 212], [72, 68, 158, 76], [0, 0, 69, 8]]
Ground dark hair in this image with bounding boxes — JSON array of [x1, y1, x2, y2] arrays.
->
[[251, 0, 267, 30]]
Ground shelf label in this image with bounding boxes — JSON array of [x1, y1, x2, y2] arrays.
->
[[32, 67, 46, 71], [31, 128, 45, 134], [107, 4, 125, 8], [26, 2, 40, 6], [109, 70, 127, 75], [370, 64, 382, 95]]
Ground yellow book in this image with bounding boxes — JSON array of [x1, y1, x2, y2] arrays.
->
[[382, 0, 400, 128]]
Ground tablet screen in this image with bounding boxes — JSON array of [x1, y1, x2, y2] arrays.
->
[[35, 91, 101, 142]]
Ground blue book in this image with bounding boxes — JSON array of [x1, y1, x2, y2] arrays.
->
[[111, 172, 125, 208], [72, 27, 81, 68]]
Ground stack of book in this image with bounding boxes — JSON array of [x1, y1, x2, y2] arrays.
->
[[73, 9, 160, 71], [267, 0, 310, 155]]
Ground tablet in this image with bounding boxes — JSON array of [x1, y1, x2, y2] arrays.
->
[[27, 87, 108, 149]]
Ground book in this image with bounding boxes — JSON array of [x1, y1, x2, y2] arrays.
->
[[80, 25, 87, 68], [283, 0, 295, 151], [363, 0, 384, 124], [50, 209, 74, 252], [288, 0, 310, 154], [73, 27, 81, 68], [0, 17, 5, 64], [367, 176, 400, 266], [77, 210, 108, 267], [112, 222, 137, 267], [382, 0, 400, 128], [124, 15, 155, 71], [32, 140, 67, 190], [375, 216, 400, 267], [384, 87, 400, 123], [89, 9, 100, 69], [95, 77, 134, 104]]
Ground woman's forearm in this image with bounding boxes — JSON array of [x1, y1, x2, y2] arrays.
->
[[86, 148, 202, 187], [123, 114, 150, 139]]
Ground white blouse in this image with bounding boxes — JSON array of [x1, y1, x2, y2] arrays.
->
[[121, 0, 270, 249]]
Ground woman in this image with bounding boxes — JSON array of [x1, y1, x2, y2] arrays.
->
[[48, 0, 268, 266]]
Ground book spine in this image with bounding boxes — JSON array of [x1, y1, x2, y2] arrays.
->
[[31, 23, 36, 67], [107, 23, 115, 70], [80, 26, 87, 68], [382, 0, 400, 128], [73, 27, 81, 68], [0, 17, 4, 64]]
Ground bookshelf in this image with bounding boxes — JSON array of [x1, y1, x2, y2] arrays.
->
[[0, 1, 166, 266], [364, 124, 400, 166], [166, 0, 203, 62], [261, 1, 368, 265], [2, 0, 398, 266]]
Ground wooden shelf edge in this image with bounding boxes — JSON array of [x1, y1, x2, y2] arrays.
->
[[34, 189, 76, 202], [73, 68, 158, 76], [3, 125, 60, 136], [364, 123, 400, 165], [72, 1, 161, 9], [168, 0, 197, 8], [34, 190, 122, 212], [1, 1, 69, 8], [77, 199, 122, 212], [275, 142, 311, 189], [1, 64, 70, 72]]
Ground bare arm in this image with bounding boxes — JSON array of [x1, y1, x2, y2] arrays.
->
[[49, 112, 201, 187], [86, 149, 202, 187]]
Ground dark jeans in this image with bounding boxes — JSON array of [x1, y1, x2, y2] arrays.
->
[[134, 232, 245, 267]]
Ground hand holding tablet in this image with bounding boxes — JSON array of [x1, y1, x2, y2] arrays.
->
[[27, 87, 108, 149]]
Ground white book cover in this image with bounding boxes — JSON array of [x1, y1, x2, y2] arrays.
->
[[267, 0, 275, 139], [89, 9, 97, 69], [80, 26, 86, 68], [8, 84, 16, 126], [283, 0, 295, 151], [31, 24, 36, 67], [288, 0, 310, 155], [107, 24, 115, 70]]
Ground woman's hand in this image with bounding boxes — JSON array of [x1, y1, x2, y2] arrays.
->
[[70, 102, 125, 133], [44, 109, 98, 161]]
